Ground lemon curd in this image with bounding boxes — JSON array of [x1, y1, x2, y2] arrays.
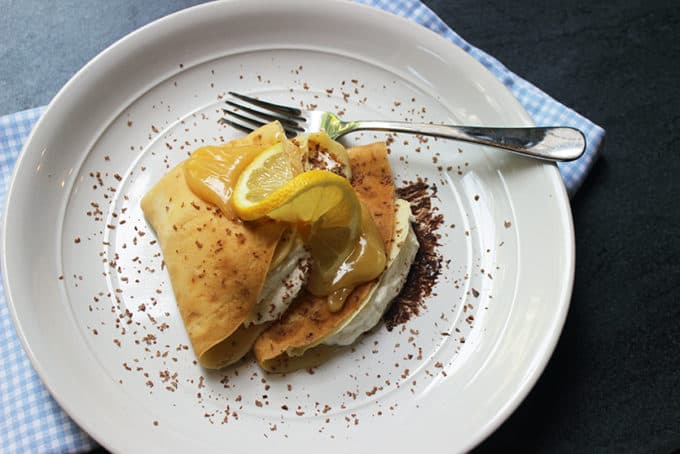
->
[[306, 202, 386, 311], [185, 139, 387, 312], [184, 144, 264, 217]]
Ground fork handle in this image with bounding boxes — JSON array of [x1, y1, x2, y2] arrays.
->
[[343, 121, 586, 162]]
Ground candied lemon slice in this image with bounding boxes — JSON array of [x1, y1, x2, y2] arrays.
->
[[267, 170, 361, 276], [232, 141, 302, 219], [235, 165, 361, 253], [233, 140, 386, 305]]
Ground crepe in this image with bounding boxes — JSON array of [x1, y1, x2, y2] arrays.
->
[[140, 124, 289, 369], [252, 142, 396, 372]]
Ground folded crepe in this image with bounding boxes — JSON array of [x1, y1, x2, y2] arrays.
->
[[140, 123, 292, 369], [252, 142, 396, 372]]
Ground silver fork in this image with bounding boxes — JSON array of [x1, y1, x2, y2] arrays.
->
[[220, 92, 586, 162]]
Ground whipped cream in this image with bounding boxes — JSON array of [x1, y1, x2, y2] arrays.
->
[[245, 241, 310, 326]]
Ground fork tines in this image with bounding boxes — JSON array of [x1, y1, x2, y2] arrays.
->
[[219, 91, 305, 137]]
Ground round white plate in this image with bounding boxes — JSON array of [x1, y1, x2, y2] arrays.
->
[[2, 1, 574, 452]]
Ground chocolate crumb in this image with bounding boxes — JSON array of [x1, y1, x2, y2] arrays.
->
[[384, 180, 443, 329]]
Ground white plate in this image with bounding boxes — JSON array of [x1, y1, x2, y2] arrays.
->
[[2, 1, 574, 452]]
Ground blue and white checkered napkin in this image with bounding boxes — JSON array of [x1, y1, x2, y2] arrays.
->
[[0, 110, 99, 453], [0, 1, 604, 452]]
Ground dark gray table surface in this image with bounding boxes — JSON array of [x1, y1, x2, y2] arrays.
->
[[2, 1, 679, 452]]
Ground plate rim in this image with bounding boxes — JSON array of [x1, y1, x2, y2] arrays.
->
[[1, 0, 575, 451]]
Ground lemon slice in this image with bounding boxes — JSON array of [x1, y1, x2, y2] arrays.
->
[[233, 141, 357, 223], [233, 142, 362, 278], [233, 140, 388, 302], [232, 142, 299, 218], [236, 165, 360, 243], [266, 170, 361, 274]]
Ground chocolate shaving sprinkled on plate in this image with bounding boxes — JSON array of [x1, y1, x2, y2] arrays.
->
[[384, 179, 443, 330]]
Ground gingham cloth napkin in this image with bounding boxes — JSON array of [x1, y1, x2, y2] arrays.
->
[[0, 1, 605, 452]]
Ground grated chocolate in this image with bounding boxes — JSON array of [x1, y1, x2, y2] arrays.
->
[[384, 179, 443, 330]]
